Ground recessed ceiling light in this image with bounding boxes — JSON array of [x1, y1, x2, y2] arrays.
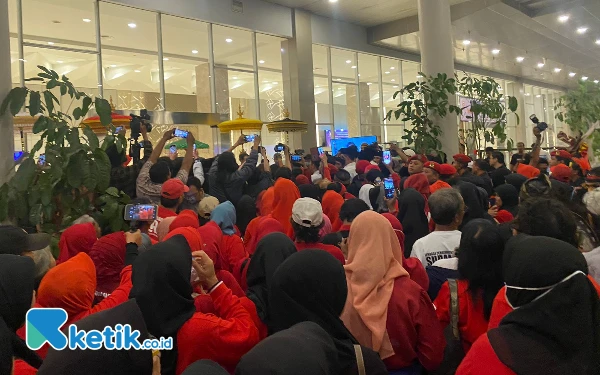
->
[[537, 62, 545, 68], [336, 78, 341, 81], [134, 70, 140, 73], [462, 40, 471, 45], [191, 50, 198, 54], [596, 39, 600, 45], [110, 64, 116, 68], [259, 60, 265, 64], [346, 60, 351, 64], [554, 68, 562, 73], [577, 27, 588, 34], [163, 58, 169, 61], [393, 85, 398, 88], [82, 18, 91, 23], [569, 72, 576, 77], [582, 76, 589, 81], [417, 74, 424, 78], [536, 95, 541, 98], [329, 0, 338, 3], [595, 80, 599, 84], [492, 49, 500, 55], [516, 56, 525, 62], [391, 79, 395, 82], [47, 42, 54, 45], [390, 67, 395, 70], [385, 71, 390, 74], [558, 15, 570, 23], [316, 85, 320, 88], [128, 23, 137, 28], [351, 65, 356, 69], [225, 38, 233, 43], [56, 60, 63, 63], [367, 82, 372, 85]]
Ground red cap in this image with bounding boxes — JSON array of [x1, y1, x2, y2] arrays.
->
[[356, 160, 370, 175], [550, 164, 572, 183], [295, 175, 310, 185], [424, 161, 441, 174], [364, 164, 381, 173], [453, 154, 472, 164], [408, 154, 428, 164], [495, 210, 514, 224], [550, 150, 572, 159], [439, 164, 457, 176], [161, 178, 189, 199], [517, 164, 541, 179], [170, 210, 200, 230]]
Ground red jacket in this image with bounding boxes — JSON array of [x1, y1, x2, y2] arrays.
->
[[384, 277, 445, 371], [433, 280, 489, 353], [176, 283, 260, 374], [456, 334, 515, 375], [295, 242, 346, 264], [220, 234, 248, 273]]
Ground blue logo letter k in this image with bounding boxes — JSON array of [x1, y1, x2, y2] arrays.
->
[[26, 308, 68, 350]]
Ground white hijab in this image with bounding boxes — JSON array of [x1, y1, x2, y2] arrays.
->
[[359, 184, 374, 209]]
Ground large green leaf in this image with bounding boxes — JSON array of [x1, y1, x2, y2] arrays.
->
[[110, 206, 125, 232], [29, 203, 43, 225], [32, 116, 48, 134], [1, 87, 29, 116], [66, 128, 81, 147], [95, 97, 112, 126], [83, 125, 99, 149], [73, 107, 82, 120], [67, 152, 84, 188], [104, 200, 119, 219], [11, 158, 37, 192], [29, 91, 41, 116], [0, 184, 9, 222], [43, 90, 54, 114], [81, 96, 92, 117], [82, 159, 97, 190], [508, 96, 518, 112], [105, 187, 120, 198], [94, 148, 111, 192]]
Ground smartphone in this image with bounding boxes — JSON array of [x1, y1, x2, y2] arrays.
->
[[139, 142, 145, 148], [245, 134, 256, 142], [38, 154, 46, 166], [291, 155, 302, 162], [489, 198, 496, 208], [318, 147, 324, 156], [173, 128, 189, 138], [383, 150, 391, 165], [193, 144, 196, 152], [274, 144, 285, 152], [123, 204, 158, 221], [169, 145, 177, 154], [114, 126, 124, 134], [384, 178, 395, 199]]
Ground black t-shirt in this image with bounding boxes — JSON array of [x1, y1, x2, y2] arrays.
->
[[510, 153, 525, 166]]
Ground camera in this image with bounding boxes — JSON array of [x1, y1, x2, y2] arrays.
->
[[130, 109, 153, 140], [274, 143, 285, 153], [529, 114, 548, 132]]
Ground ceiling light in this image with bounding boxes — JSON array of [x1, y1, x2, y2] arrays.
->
[[82, 18, 91, 23], [516, 56, 525, 62], [391, 79, 395, 82], [554, 68, 562, 73], [272, 82, 278, 84], [536, 95, 541, 98], [329, 0, 338, 3], [492, 49, 500, 55], [191, 50, 198, 54], [56, 60, 63, 63], [569, 72, 576, 77], [390, 67, 395, 70], [346, 60, 351, 64], [225, 38, 233, 43], [47, 42, 54, 45], [417, 74, 423, 78], [393, 85, 398, 88], [134, 70, 140, 73], [367, 82, 372, 85], [582, 76, 589, 81], [577, 27, 588, 34], [596, 39, 600, 45], [259, 60, 265, 64], [163, 58, 169, 61], [595, 80, 599, 84], [351, 65, 356, 69], [336, 78, 341, 81], [232, 76, 238, 79], [537, 62, 545, 68], [558, 15, 570, 23], [110, 64, 116, 68], [316, 85, 320, 88], [385, 71, 390, 74], [462, 40, 471, 45], [128, 23, 137, 28]]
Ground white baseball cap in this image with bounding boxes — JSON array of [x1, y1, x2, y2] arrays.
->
[[292, 198, 323, 228], [403, 149, 416, 157]]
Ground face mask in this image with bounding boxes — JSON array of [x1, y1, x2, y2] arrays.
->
[[505, 270, 586, 309]]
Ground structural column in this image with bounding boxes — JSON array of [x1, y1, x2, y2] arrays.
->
[[417, 0, 458, 156], [281, 9, 316, 149], [0, 0, 14, 185], [506, 81, 527, 145]]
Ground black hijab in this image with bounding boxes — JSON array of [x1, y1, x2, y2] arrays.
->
[[181, 360, 229, 375], [38, 299, 152, 375], [0, 255, 41, 375], [504, 173, 526, 191], [129, 235, 195, 375], [494, 184, 519, 217], [246, 233, 297, 322], [397, 188, 429, 258], [454, 180, 493, 227], [488, 235, 600, 375], [235, 195, 256, 236], [298, 183, 321, 201], [235, 321, 340, 375]]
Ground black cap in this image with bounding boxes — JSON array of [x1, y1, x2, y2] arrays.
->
[[0, 225, 51, 255]]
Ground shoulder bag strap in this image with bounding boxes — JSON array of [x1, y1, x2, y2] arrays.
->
[[354, 344, 366, 375], [448, 279, 460, 340]]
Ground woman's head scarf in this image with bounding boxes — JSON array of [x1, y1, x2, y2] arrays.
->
[[37, 253, 96, 323], [88, 232, 126, 302], [454, 181, 490, 227], [129, 235, 195, 375], [182, 360, 229, 375], [267, 250, 358, 371], [505, 173, 527, 191], [358, 184, 374, 209], [211, 201, 237, 235], [196, 222, 224, 270], [319, 214, 333, 240], [341, 211, 409, 359], [235, 321, 340, 375], [235, 195, 256, 236], [157, 216, 176, 242], [272, 178, 301, 238], [405, 173, 431, 202], [57, 223, 97, 264], [246, 233, 297, 322], [322, 191, 344, 232], [170, 210, 200, 231], [494, 184, 519, 217], [488, 234, 600, 375], [0, 255, 41, 374], [256, 187, 274, 216], [397, 188, 429, 258], [298, 183, 320, 201], [164, 227, 203, 252]]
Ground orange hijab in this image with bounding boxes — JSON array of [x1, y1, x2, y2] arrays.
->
[[257, 187, 275, 216], [37, 252, 96, 324], [322, 191, 344, 232], [341, 211, 409, 359], [429, 179, 451, 194], [271, 179, 301, 239], [164, 227, 203, 252]]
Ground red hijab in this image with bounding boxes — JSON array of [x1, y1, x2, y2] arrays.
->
[[170, 210, 200, 230], [322, 191, 344, 232], [295, 175, 310, 186], [244, 217, 285, 255], [271, 178, 301, 239], [381, 213, 429, 291], [405, 173, 431, 214], [57, 223, 97, 264], [196, 222, 224, 270], [88, 232, 126, 302], [257, 187, 275, 216]]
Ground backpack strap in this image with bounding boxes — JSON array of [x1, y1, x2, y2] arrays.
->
[[448, 279, 460, 340], [354, 344, 366, 375]]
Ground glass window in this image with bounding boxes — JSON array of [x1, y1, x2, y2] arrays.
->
[[314, 76, 331, 124], [213, 25, 253, 70], [258, 70, 284, 122], [332, 82, 358, 138], [312, 45, 328, 77], [402, 61, 421, 85], [331, 48, 356, 83], [257, 33, 286, 72], [382, 57, 400, 85]]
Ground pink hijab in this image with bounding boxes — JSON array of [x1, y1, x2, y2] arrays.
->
[[157, 217, 176, 242], [341, 210, 409, 359], [319, 214, 333, 241]]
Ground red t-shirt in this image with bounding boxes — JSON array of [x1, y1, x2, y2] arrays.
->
[[456, 334, 516, 375], [433, 279, 489, 353], [295, 242, 346, 264], [147, 206, 178, 242]]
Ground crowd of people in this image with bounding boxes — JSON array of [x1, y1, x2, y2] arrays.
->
[[2, 128, 600, 375]]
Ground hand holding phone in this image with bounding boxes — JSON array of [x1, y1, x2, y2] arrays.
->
[[318, 147, 324, 156], [383, 150, 391, 165], [124, 204, 158, 221], [244, 134, 256, 142], [174, 128, 189, 138], [384, 178, 395, 199]]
